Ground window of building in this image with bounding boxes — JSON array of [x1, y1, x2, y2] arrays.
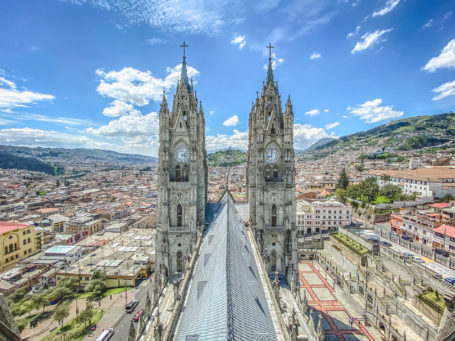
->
[[271, 204, 277, 227], [28, 238, 31, 243], [177, 204, 183, 227], [175, 165, 181, 182]]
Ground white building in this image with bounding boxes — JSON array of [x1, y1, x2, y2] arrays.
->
[[368, 166, 455, 199], [296, 199, 352, 236]]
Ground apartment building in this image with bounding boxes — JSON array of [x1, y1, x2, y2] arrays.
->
[[432, 224, 455, 254], [296, 199, 352, 236], [0, 222, 41, 272]]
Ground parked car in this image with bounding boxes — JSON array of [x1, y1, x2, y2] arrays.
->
[[444, 277, 455, 285], [126, 299, 139, 313], [401, 252, 414, 259], [380, 241, 392, 247], [413, 256, 425, 264], [434, 249, 449, 257], [96, 328, 114, 341], [132, 309, 145, 322]]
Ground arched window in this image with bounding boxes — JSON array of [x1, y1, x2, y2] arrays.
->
[[176, 251, 183, 272], [8, 244, 13, 253], [183, 165, 188, 181], [273, 169, 279, 181], [271, 204, 277, 227], [177, 204, 183, 227], [175, 165, 181, 182], [271, 125, 275, 135]]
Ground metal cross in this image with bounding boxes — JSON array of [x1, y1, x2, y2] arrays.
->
[[266, 42, 274, 60], [180, 41, 189, 58]]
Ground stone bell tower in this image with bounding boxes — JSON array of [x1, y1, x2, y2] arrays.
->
[[155, 42, 207, 276], [247, 43, 297, 279]]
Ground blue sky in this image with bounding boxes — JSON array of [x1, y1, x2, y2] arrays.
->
[[0, 0, 454, 156]]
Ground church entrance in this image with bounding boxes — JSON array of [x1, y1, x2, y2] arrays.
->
[[177, 251, 183, 272]]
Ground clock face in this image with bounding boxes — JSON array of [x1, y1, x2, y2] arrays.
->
[[174, 148, 189, 163], [265, 148, 279, 163]]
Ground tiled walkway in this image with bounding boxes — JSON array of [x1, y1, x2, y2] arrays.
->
[[299, 261, 375, 341]]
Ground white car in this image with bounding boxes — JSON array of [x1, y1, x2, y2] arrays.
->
[[413, 256, 425, 264]]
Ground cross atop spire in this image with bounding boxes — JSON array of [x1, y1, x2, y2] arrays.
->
[[180, 41, 189, 60], [266, 42, 274, 61]]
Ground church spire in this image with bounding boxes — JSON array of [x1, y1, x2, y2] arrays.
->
[[266, 42, 274, 85], [180, 41, 191, 92]]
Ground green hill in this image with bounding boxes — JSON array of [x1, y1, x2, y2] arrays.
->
[[0, 151, 58, 175], [300, 113, 455, 160], [207, 149, 246, 167]]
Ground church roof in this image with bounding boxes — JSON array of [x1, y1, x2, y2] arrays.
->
[[174, 192, 278, 341]]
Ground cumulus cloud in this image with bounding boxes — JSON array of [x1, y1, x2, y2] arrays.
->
[[96, 64, 199, 106], [342, 115, 348, 119], [102, 100, 140, 117], [294, 123, 335, 149], [351, 29, 393, 54], [231, 34, 246, 49], [310, 52, 321, 60], [206, 129, 248, 151], [263, 53, 284, 71], [325, 122, 340, 130], [209, 110, 214, 115], [87, 112, 159, 137], [223, 115, 239, 127], [422, 39, 455, 73], [305, 109, 320, 116], [432, 80, 455, 101], [0, 76, 54, 109], [372, 0, 400, 17], [324, 109, 329, 112], [348, 98, 403, 123]]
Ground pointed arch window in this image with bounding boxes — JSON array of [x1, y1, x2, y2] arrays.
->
[[177, 204, 183, 227], [175, 165, 181, 182], [271, 125, 275, 135], [271, 204, 277, 227], [183, 164, 188, 181]]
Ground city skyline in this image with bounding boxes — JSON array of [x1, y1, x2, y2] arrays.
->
[[0, 0, 454, 156]]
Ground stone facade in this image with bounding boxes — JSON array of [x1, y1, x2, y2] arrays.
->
[[247, 50, 297, 278], [155, 52, 207, 276]]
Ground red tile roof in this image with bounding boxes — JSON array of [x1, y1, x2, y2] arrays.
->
[[433, 224, 455, 239], [0, 222, 31, 234], [430, 203, 452, 209]]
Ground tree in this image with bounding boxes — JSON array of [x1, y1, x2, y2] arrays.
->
[[361, 177, 379, 203], [50, 286, 73, 303], [346, 184, 361, 200], [76, 302, 94, 327], [335, 188, 347, 204], [8, 288, 26, 304], [380, 184, 402, 200], [380, 174, 391, 182], [53, 302, 70, 325], [442, 194, 455, 202], [31, 293, 47, 313], [85, 271, 106, 300], [336, 168, 349, 190]]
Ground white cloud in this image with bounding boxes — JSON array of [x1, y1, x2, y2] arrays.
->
[[310, 52, 321, 60], [346, 25, 361, 39], [209, 110, 214, 115], [342, 115, 348, 119], [16, 114, 93, 126], [145, 38, 165, 45], [351, 29, 393, 54], [231, 34, 246, 50], [66, 0, 228, 34], [223, 115, 239, 127], [293, 123, 335, 150], [305, 109, 320, 116], [0, 76, 54, 109], [96, 64, 199, 107], [348, 98, 403, 123], [422, 39, 455, 73], [102, 100, 140, 117], [432, 80, 455, 101], [422, 19, 433, 29], [87, 112, 159, 137], [206, 129, 248, 151], [262, 53, 284, 70], [325, 122, 340, 130], [324, 108, 329, 112], [372, 0, 400, 17]]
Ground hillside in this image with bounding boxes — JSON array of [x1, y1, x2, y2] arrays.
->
[[304, 137, 337, 152], [0, 145, 157, 172], [0, 151, 59, 175], [299, 113, 455, 160], [207, 149, 247, 167]]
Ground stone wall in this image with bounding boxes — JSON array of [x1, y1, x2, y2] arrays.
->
[[413, 296, 443, 326]]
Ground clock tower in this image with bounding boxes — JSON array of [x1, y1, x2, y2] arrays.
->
[[247, 44, 297, 279], [155, 43, 207, 276]]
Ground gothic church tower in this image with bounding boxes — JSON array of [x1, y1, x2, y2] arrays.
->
[[155, 43, 207, 276], [247, 44, 297, 278]]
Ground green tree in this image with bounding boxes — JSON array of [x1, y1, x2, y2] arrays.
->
[[85, 271, 106, 299], [380, 184, 402, 200], [335, 188, 347, 204], [361, 177, 379, 203], [336, 168, 350, 190], [31, 293, 47, 313], [50, 286, 73, 303], [76, 302, 94, 327], [53, 302, 70, 325], [442, 194, 455, 202], [8, 288, 26, 304], [380, 174, 391, 182]]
